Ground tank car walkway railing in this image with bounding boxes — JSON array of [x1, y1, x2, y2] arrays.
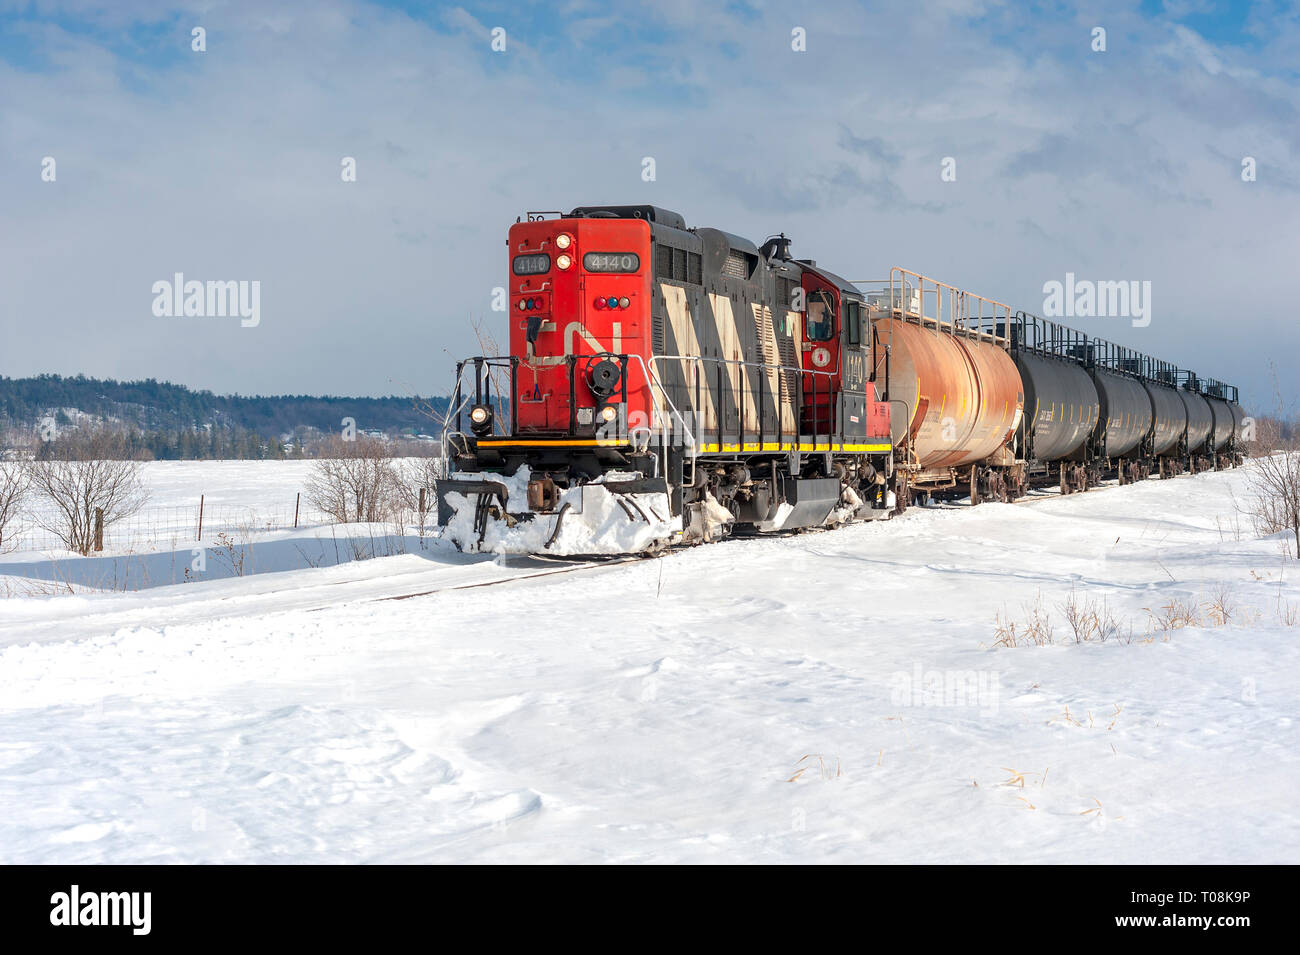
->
[[852, 267, 1011, 347], [1091, 338, 1154, 380], [977, 311, 1090, 363]]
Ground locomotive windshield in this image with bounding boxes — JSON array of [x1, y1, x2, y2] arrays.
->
[[806, 291, 835, 341]]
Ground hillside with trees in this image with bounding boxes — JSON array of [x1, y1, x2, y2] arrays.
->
[[0, 374, 449, 460]]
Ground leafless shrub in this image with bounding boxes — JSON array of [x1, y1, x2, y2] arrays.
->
[[0, 461, 31, 553], [993, 593, 1056, 647], [209, 530, 252, 577], [1243, 367, 1300, 558], [1204, 581, 1235, 626], [1144, 597, 1203, 634], [26, 430, 148, 555], [399, 455, 443, 532], [1058, 587, 1123, 644], [305, 435, 404, 524], [1279, 599, 1300, 627], [1246, 439, 1300, 559]]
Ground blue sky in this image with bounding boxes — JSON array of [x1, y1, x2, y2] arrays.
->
[[1, 0, 1298, 410]]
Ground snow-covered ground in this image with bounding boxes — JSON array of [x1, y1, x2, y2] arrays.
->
[[0, 463, 1297, 863], [0, 458, 439, 592]]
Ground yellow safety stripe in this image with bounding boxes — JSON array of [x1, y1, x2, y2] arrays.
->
[[477, 439, 893, 454], [476, 439, 613, 447], [694, 442, 892, 453]]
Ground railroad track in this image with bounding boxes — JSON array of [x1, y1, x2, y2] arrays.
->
[[362, 554, 645, 604]]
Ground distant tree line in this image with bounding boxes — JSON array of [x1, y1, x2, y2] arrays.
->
[[0, 373, 450, 459]]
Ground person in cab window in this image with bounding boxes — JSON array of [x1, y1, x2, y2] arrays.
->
[[806, 292, 835, 341]]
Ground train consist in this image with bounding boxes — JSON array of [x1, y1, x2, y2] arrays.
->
[[435, 205, 1247, 554]]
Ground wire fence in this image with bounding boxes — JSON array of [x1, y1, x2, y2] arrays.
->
[[3, 494, 438, 556]]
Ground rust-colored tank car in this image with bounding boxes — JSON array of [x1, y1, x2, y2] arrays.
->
[[869, 273, 1022, 488]]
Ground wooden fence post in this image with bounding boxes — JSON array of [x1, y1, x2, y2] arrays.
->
[[93, 508, 104, 552], [294, 492, 300, 528], [197, 494, 205, 541]]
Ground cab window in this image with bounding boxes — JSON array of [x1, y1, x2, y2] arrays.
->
[[805, 290, 835, 342]]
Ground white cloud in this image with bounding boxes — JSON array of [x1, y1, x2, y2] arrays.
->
[[0, 0, 1296, 410]]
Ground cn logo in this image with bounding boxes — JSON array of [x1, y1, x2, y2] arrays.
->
[[811, 347, 832, 368]]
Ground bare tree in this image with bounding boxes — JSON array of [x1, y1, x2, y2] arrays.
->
[[1247, 416, 1300, 558], [405, 315, 509, 436], [0, 460, 31, 553], [305, 435, 404, 524], [26, 429, 149, 555]]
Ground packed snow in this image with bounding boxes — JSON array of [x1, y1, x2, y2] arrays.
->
[[0, 462, 1297, 863], [441, 467, 678, 555]]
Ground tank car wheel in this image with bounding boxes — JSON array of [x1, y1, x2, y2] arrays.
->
[[894, 476, 911, 515]]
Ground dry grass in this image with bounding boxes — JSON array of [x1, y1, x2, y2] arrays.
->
[[787, 754, 842, 782], [1059, 587, 1124, 644], [991, 576, 1300, 647], [0, 574, 77, 598], [993, 593, 1055, 647], [209, 530, 252, 578], [1143, 596, 1203, 633]]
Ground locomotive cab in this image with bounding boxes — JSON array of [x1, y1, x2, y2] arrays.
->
[[793, 264, 884, 445]]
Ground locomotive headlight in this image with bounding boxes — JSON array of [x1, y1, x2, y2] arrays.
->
[[469, 404, 494, 435], [599, 406, 618, 423], [556, 254, 572, 270], [555, 233, 572, 250]]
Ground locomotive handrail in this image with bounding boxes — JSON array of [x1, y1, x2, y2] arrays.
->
[[649, 353, 839, 451], [626, 352, 695, 487], [444, 350, 694, 487]]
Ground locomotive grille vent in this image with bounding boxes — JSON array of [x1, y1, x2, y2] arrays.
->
[[777, 328, 799, 401], [756, 306, 778, 367], [654, 244, 702, 285], [655, 243, 672, 278], [776, 277, 798, 310], [651, 287, 665, 353], [722, 250, 753, 279]]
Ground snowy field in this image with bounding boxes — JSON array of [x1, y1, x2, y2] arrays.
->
[[0, 462, 1297, 863], [0, 459, 440, 593]]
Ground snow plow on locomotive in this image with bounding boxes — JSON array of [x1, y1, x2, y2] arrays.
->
[[434, 204, 1248, 555]]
